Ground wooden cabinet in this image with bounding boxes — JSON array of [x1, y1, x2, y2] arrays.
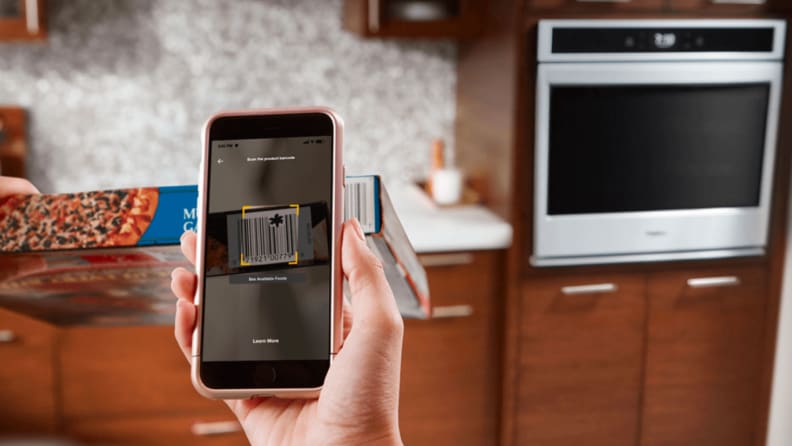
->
[[0, 107, 28, 178], [641, 266, 767, 446], [58, 326, 242, 445], [343, 0, 483, 38], [668, 0, 768, 13], [526, 0, 666, 13], [0, 0, 45, 41], [68, 416, 245, 446], [0, 307, 57, 434], [512, 265, 770, 446], [59, 326, 229, 419], [768, 0, 792, 11], [400, 251, 503, 446], [0, 249, 504, 444], [515, 273, 646, 446], [668, 0, 792, 13]]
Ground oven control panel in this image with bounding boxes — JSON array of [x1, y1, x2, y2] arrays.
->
[[550, 27, 775, 54]]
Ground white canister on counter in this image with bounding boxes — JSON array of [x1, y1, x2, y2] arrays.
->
[[431, 167, 463, 205]]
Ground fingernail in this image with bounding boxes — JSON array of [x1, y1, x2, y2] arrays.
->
[[352, 219, 366, 241], [180, 231, 189, 241]]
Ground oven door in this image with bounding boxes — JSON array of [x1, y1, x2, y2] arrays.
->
[[533, 61, 783, 265]]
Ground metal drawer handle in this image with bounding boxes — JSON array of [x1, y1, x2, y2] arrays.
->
[[687, 276, 741, 288], [711, 0, 766, 4], [432, 304, 474, 319], [191, 421, 241, 436], [0, 330, 16, 343], [25, 0, 40, 33], [561, 283, 617, 295], [419, 253, 474, 267], [368, 0, 380, 31], [576, 0, 632, 3]]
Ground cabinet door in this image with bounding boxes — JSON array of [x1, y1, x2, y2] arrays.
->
[[60, 326, 230, 419], [515, 273, 646, 446], [68, 415, 246, 446], [526, 0, 666, 13], [343, 0, 482, 38], [0, 307, 57, 434], [399, 251, 503, 446], [642, 266, 766, 446]]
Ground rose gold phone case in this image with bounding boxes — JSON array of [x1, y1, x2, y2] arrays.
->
[[191, 107, 344, 399]]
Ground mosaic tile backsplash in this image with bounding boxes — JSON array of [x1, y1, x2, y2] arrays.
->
[[0, 0, 456, 192]]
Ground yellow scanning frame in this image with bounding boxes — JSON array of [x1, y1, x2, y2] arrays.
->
[[239, 204, 300, 267]]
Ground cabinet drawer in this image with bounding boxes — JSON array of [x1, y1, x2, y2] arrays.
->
[[67, 414, 245, 446], [515, 273, 646, 446], [527, 0, 666, 12], [419, 251, 487, 310], [60, 326, 228, 418], [0, 307, 57, 434], [400, 251, 502, 446], [641, 266, 766, 446]]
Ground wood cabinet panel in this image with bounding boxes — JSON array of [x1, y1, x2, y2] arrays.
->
[[399, 251, 503, 446], [768, 0, 792, 11], [68, 415, 246, 446], [343, 0, 482, 38], [515, 273, 646, 446], [0, 0, 46, 41], [59, 326, 228, 419], [0, 307, 57, 434], [526, 0, 666, 12], [641, 266, 767, 446], [669, 0, 768, 13]]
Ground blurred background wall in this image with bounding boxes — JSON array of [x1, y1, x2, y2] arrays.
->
[[0, 0, 456, 192]]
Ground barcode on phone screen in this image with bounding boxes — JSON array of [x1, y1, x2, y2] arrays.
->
[[238, 208, 298, 266], [345, 177, 376, 233]]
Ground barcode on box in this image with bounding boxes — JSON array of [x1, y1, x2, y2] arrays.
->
[[238, 208, 298, 266], [345, 177, 376, 233]]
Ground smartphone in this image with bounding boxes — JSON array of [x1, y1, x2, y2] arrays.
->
[[192, 107, 344, 398]]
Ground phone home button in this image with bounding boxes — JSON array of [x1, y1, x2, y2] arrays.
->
[[255, 364, 277, 385]]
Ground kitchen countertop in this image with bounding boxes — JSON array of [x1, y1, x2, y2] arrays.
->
[[387, 182, 513, 253]]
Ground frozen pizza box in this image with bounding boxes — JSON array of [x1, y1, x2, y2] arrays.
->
[[0, 186, 197, 325], [344, 175, 430, 319], [0, 180, 430, 326]]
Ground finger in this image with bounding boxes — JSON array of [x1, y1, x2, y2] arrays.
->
[[170, 267, 197, 303], [341, 219, 402, 339], [174, 298, 196, 361], [0, 176, 39, 197], [180, 231, 197, 266]]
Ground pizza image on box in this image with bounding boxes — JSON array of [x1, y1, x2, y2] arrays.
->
[[0, 188, 160, 252]]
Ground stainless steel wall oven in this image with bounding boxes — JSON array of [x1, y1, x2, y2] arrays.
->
[[533, 19, 786, 266]]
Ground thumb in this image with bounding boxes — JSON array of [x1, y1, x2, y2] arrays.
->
[[341, 219, 403, 341], [0, 176, 39, 197]]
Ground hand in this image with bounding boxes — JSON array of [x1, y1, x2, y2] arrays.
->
[[0, 176, 44, 281], [171, 219, 405, 446]]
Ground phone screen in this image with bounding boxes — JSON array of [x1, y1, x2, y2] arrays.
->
[[200, 113, 335, 389]]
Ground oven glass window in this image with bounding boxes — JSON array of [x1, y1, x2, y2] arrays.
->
[[547, 83, 770, 215]]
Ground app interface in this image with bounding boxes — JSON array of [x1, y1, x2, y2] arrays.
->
[[202, 136, 332, 362]]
